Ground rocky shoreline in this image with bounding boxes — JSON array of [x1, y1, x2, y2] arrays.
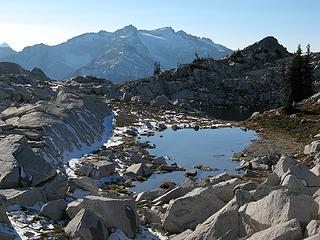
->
[[2, 91, 320, 239], [0, 65, 244, 239]]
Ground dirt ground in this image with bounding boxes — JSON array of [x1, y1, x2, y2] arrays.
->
[[239, 104, 320, 166]]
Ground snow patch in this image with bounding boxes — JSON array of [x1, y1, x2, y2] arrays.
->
[[6, 203, 51, 240], [104, 137, 123, 148], [0, 42, 10, 48], [63, 112, 114, 161], [96, 173, 122, 187], [140, 33, 166, 40]]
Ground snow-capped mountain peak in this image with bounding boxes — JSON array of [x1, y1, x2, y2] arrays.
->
[[0, 42, 10, 48], [115, 25, 138, 36], [0, 42, 16, 59]]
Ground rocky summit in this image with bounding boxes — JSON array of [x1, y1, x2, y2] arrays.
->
[[0, 35, 320, 240]]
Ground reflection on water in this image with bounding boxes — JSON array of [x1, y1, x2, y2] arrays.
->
[[131, 127, 257, 193], [204, 107, 254, 121]]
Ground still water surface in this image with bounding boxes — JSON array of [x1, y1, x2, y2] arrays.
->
[[131, 127, 257, 192]]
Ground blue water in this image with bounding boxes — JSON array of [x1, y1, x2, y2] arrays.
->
[[131, 127, 257, 193]]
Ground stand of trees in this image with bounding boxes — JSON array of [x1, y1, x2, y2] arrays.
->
[[283, 44, 314, 111], [192, 53, 214, 64]]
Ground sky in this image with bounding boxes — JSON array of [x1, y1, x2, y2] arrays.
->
[[0, 0, 319, 52]]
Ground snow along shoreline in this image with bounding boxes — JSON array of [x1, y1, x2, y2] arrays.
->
[[64, 111, 115, 177]]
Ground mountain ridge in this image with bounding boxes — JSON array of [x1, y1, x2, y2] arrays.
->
[[0, 25, 232, 82]]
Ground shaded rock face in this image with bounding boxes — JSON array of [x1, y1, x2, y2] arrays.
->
[[39, 173, 68, 201], [66, 196, 138, 238], [40, 199, 67, 221], [0, 188, 45, 207], [61, 76, 118, 98], [0, 62, 30, 75], [73, 159, 116, 179], [38, 91, 113, 163], [120, 62, 283, 112], [0, 135, 56, 189], [239, 36, 290, 62], [68, 176, 99, 196], [0, 194, 10, 224], [119, 59, 287, 112], [65, 208, 109, 240], [0, 63, 52, 112]]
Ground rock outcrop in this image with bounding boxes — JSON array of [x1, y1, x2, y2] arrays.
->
[[246, 218, 302, 240], [119, 37, 320, 114], [0, 134, 56, 189], [239, 189, 318, 234], [0, 66, 116, 168], [162, 178, 241, 233], [40, 199, 67, 221], [66, 196, 138, 238], [65, 208, 109, 240], [170, 153, 320, 240]]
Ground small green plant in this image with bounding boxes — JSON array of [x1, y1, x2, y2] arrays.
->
[[105, 184, 128, 194], [20, 206, 28, 211], [204, 175, 213, 184], [136, 176, 147, 182], [123, 180, 134, 187]]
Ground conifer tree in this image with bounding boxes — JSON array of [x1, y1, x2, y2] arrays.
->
[[154, 61, 161, 75], [302, 44, 314, 98], [283, 44, 313, 110]]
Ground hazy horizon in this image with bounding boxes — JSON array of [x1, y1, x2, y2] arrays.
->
[[1, 0, 320, 52]]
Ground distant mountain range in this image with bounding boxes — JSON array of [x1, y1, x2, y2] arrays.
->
[[0, 25, 232, 82]]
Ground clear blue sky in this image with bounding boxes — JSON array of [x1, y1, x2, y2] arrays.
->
[[1, 0, 319, 52]]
